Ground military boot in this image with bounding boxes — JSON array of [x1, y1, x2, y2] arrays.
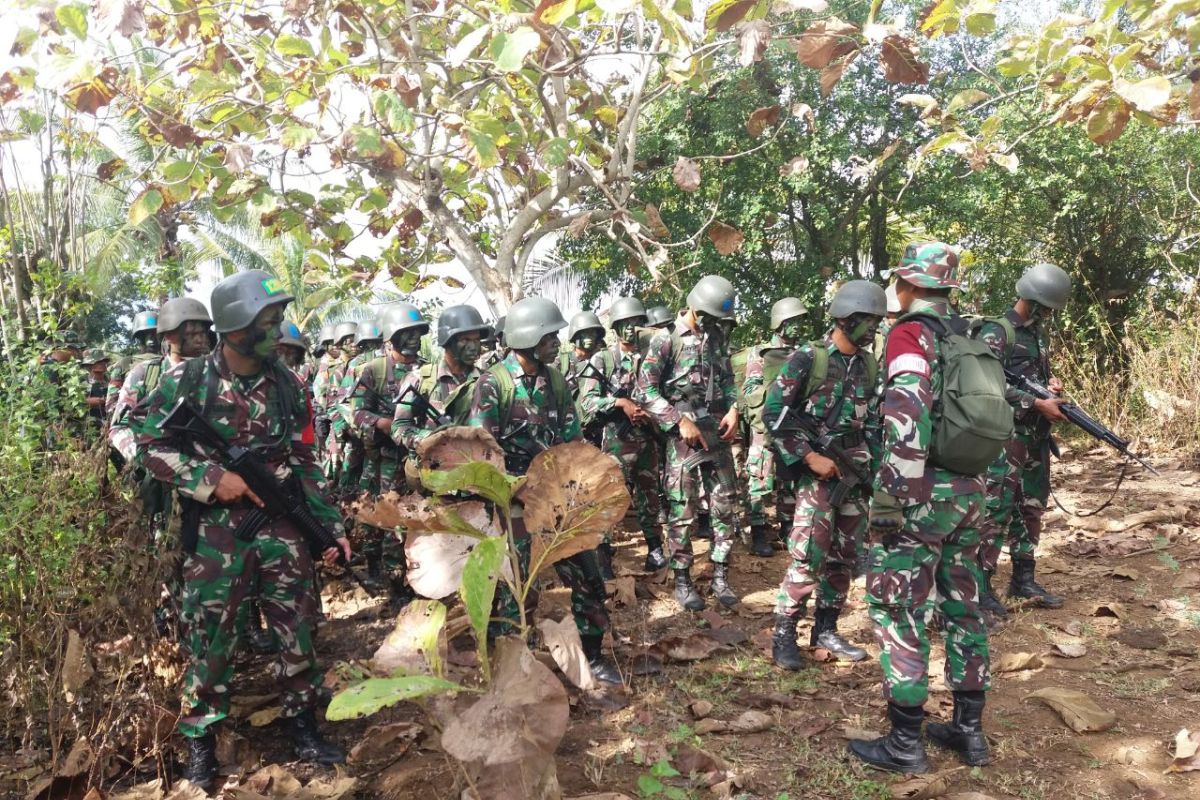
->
[[847, 703, 930, 774], [1008, 559, 1063, 609], [597, 542, 616, 581], [749, 525, 774, 558], [979, 570, 1008, 622], [710, 562, 739, 608], [925, 690, 990, 766], [810, 608, 867, 662], [771, 614, 804, 671], [285, 710, 346, 765], [182, 731, 219, 793], [644, 539, 668, 571], [362, 540, 388, 594], [580, 633, 623, 685], [673, 568, 705, 611], [387, 576, 417, 611]]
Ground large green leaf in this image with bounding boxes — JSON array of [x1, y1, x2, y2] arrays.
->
[[421, 461, 515, 507], [489, 27, 541, 73], [274, 34, 314, 58], [460, 535, 507, 680], [128, 189, 163, 226], [280, 125, 316, 150], [373, 91, 415, 133], [55, 4, 88, 40], [325, 675, 462, 721], [540, 137, 571, 167]]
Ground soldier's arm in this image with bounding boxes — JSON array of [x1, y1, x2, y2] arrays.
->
[[332, 369, 358, 432], [978, 320, 1035, 413], [876, 321, 935, 504], [130, 364, 227, 504], [287, 372, 344, 532], [108, 361, 148, 462], [104, 363, 126, 414], [391, 369, 426, 451], [561, 387, 582, 443], [762, 347, 816, 464], [349, 363, 388, 436], [466, 372, 502, 439], [578, 353, 616, 424], [636, 332, 681, 432]]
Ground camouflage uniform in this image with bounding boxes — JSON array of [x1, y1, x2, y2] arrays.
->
[[742, 335, 796, 533], [331, 351, 375, 491], [976, 310, 1051, 570], [130, 350, 340, 738], [312, 352, 350, 480], [762, 337, 874, 619], [636, 315, 738, 570], [106, 352, 158, 415], [868, 298, 990, 707], [391, 360, 480, 450], [110, 356, 175, 464], [467, 353, 608, 640]]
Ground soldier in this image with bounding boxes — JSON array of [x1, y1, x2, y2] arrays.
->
[[645, 305, 674, 332], [764, 283, 884, 667], [311, 323, 348, 467], [277, 321, 312, 382], [578, 297, 666, 573], [637, 276, 741, 611], [345, 304, 430, 603], [468, 297, 620, 685], [874, 283, 902, 362], [742, 297, 807, 558], [313, 321, 357, 479], [331, 320, 384, 492], [480, 314, 506, 369], [81, 349, 111, 431], [107, 310, 160, 414], [560, 311, 605, 396], [130, 271, 349, 790], [849, 243, 991, 774], [975, 263, 1073, 612], [313, 324, 334, 361]]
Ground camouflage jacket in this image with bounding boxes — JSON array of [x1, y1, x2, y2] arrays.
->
[[557, 350, 589, 398], [468, 352, 580, 474], [636, 315, 736, 432], [741, 334, 789, 399], [876, 298, 985, 502], [342, 354, 414, 444], [761, 335, 875, 468], [578, 342, 651, 440], [330, 351, 378, 435], [313, 354, 351, 414], [391, 359, 480, 452], [976, 308, 1050, 435], [109, 354, 181, 463], [129, 349, 342, 533], [106, 352, 158, 414]]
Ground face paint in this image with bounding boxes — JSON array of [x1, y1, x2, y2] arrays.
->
[[841, 314, 880, 347], [179, 322, 211, 358], [780, 321, 804, 345], [393, 329, 423, 358], [613, 321, 637, 343], [534, 334, 560, 365], [576, 333, 600, 355]]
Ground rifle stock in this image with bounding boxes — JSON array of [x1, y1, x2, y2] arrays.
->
[[769, 405, 868, 505]]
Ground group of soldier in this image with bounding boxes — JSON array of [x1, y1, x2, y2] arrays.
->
[[56, 238, 1077, 789]]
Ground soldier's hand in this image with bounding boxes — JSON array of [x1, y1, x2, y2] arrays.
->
[[1048, 376, 1063, 394], [1034, 397, 1067, 422], [804, 452, 841, 481], [718, 408, 739, 442], [375, 417, 393, 434], [679, 416, 706, 449], [323, 537, 352, 566], [214, 471, 264, 508], [869, 490, 904, 533], [616, 398, 649, 424]]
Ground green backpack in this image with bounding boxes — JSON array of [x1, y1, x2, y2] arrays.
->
[[738, 345, 793, 434], [903, 313, 1013, 475]]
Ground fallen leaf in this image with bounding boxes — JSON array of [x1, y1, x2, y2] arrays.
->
[[650, 633, 725, 662], [943, 793, 1001, 800], [880, 35, 929, 84], [704, 625, 749, 646], [610, 576, 637, 608], [371, 599, 447, 676], [1051, 642, 1087, 658], [1173, 570, 1200, 590], [162, 782, 210, 800], [672, 156, 700, 192], [1024, 687, 1116, 732], [628, 653, 663, 675], [248, 706, 282, 727], [62, 630, 93, 699], [728, 709, 773, 733], [244, 763, 302, 795], [230, 693, 279, 719], [1114, 625, 1167, 651], [1167, 728, 1200, 772], [890, 772, 950, 799], [538, 616, 596, 691], [348, 721, 422, 764], [840, 725, 882, 740], [1091, 602, 1127, 619], [1107, 566, 1140, 580], [1114, 744, 1150, 765], [672, 742, 727, 781], [707, 221, 744, 256], [109, 780, 167, 800], [699, 609, 727, 630], [995, 652, 1043, 672], [790, 716, 832, 738], [737, 691, 799, 710]]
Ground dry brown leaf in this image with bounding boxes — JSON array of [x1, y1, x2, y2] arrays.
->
[[737, 19, 771, 67], [1189, 79, 1200, 121], [162, 782, 211, 800], [708, 221, 744, 256], [292, 775, 357, 800], [371, 599, 446, 676], [1091, 602, 1127, 618], [672, 742, 727, 781], [229, 693, 279, 719], [728, 709, 773, 733], [1107, 566, 1140, 580], [840, 725, 883, 740], [644, 204, 670, 239], [943, 793, 1001, 800], [1051, 642, 1087, 658], [790, 716, 832, 738], [995, 651, 1044, 672], [62, 630, 93, 699], [689, 699, 714, 719], [650, 633, 725, 662], [1114, 625, 1167, 650], [537, 616, 595, 691], [566, 211, 593, 239], [789, 18, 860, 69], [746, 105, 781, 138], [819, 53, 856, 98], [94, 0, 147, 38], [223, 143, 252, 173], [1070, 506, 1184, 533], [415, 426, 505, 472], [880, 35, 930, 84], [244, 763, 303, 795], [890, 772, 950, 799], [1173, 570, 1200, 590], [672, 156, 700, 192], [109, 780, 167, 800], [348, 721, 422, 764], [248, 706, 282, 727], [1167, 728, 1200, 772], [1024, 687, 1116, 732], [610, 576, 637, 608], [406, 501, 508, 599]]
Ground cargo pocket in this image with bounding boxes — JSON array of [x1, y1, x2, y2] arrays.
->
[[865, 544, 915, 610]]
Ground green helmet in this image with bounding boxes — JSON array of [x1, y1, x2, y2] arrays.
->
[[210, 270, 293, 333], [279, 320, 308, 351], [609, 297, 647, 327], [378, 302, 429, 342], [645, 306, 674, 328], [332, 320, 358, 345], [132, 310, 159, 338], [686, 275, 736, 319], [80, 348, 109, 366], [157, 297, 211, 334], [1016, 263, 1072, 310], [318, 324, 336, 346], [437, 305, 489, 347], [770, 297, 808, 331], [893, 241, 960, 290], [504, 297, 567, 349], [829, 280, 887, 319], [355, 319, 384, 346], [567, 311, 604, 342]]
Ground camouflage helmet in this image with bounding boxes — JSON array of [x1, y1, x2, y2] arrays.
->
[[504, 297, 567, 349], [58, 330, 82, 350], [1017, 262, 1072, 310], [378, 302, 429, 343], [355, 319, 384, 346], [132, 310, 159, 338], [210, 270, 294, 333], [157, 297, 211, 334], [609, 296, 648, 327], [80, 348, 110, 366], [436, 305, 489, 347], [770, 297, 808, 331], [686, 275, 736, 319], [318, 323, 336, 346], [645, 306, 674, 328], [885, 283, 901, 314], [829, 280, 887, 319], [332, 320, 358, 345], [279, 320, 308, 351], [892, 241, 960, 290], [567, 311, 604, 342]]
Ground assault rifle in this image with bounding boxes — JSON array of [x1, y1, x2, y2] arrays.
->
[[577, 360, 638, 441], [769, 404, 869, 506], [161, 398, 375, 594], [677, 402, 739, 497], [1005, 370, 1159, 476]]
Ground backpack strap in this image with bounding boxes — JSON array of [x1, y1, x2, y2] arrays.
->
[[417, 362, 437, 399], [969, 315, 1017, 362], [488, 362, 517, 431], [802, 341, 829, 400], [861, 350, 878, 388]]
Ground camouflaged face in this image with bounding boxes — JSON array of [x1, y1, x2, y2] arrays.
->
[[893, 240, 960, 289]]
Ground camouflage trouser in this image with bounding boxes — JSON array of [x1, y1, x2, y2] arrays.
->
[[664, 436, 735, 569], [360, 443, 408, 578], [775, 477, 867, 618], [178, 517, 322, 738], [745, 431, 796, 529], [322, 426, 342, 483], [980, 431, 1048, 571], [491, 511, 609, 639], [866, 493, 991, 707], [337, 436, 365, 492], [601, 427, 662, 550]]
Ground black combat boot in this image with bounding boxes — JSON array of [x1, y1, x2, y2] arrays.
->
[[709, 562, 739, 608], [182, 731, 219, 793], [848, 703, 930, 774], [644, 540, 668, 571], [925, 690, 990, 766], [580, 634, 623, 686], [246, 599, 279, 655], [771, 614, 804, 671], [694, 512, 713, 540], [810, 608, 867, 662], [979, 570, 1009, 622], [362, 540, 388, 594], [285, 710, 346, 765], [597, 542, 616, 581], [1007, 559, 1063, 609], [749, 525, 774, 558], [386, 576, 417, 611], [673, 568, 705, 611]]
